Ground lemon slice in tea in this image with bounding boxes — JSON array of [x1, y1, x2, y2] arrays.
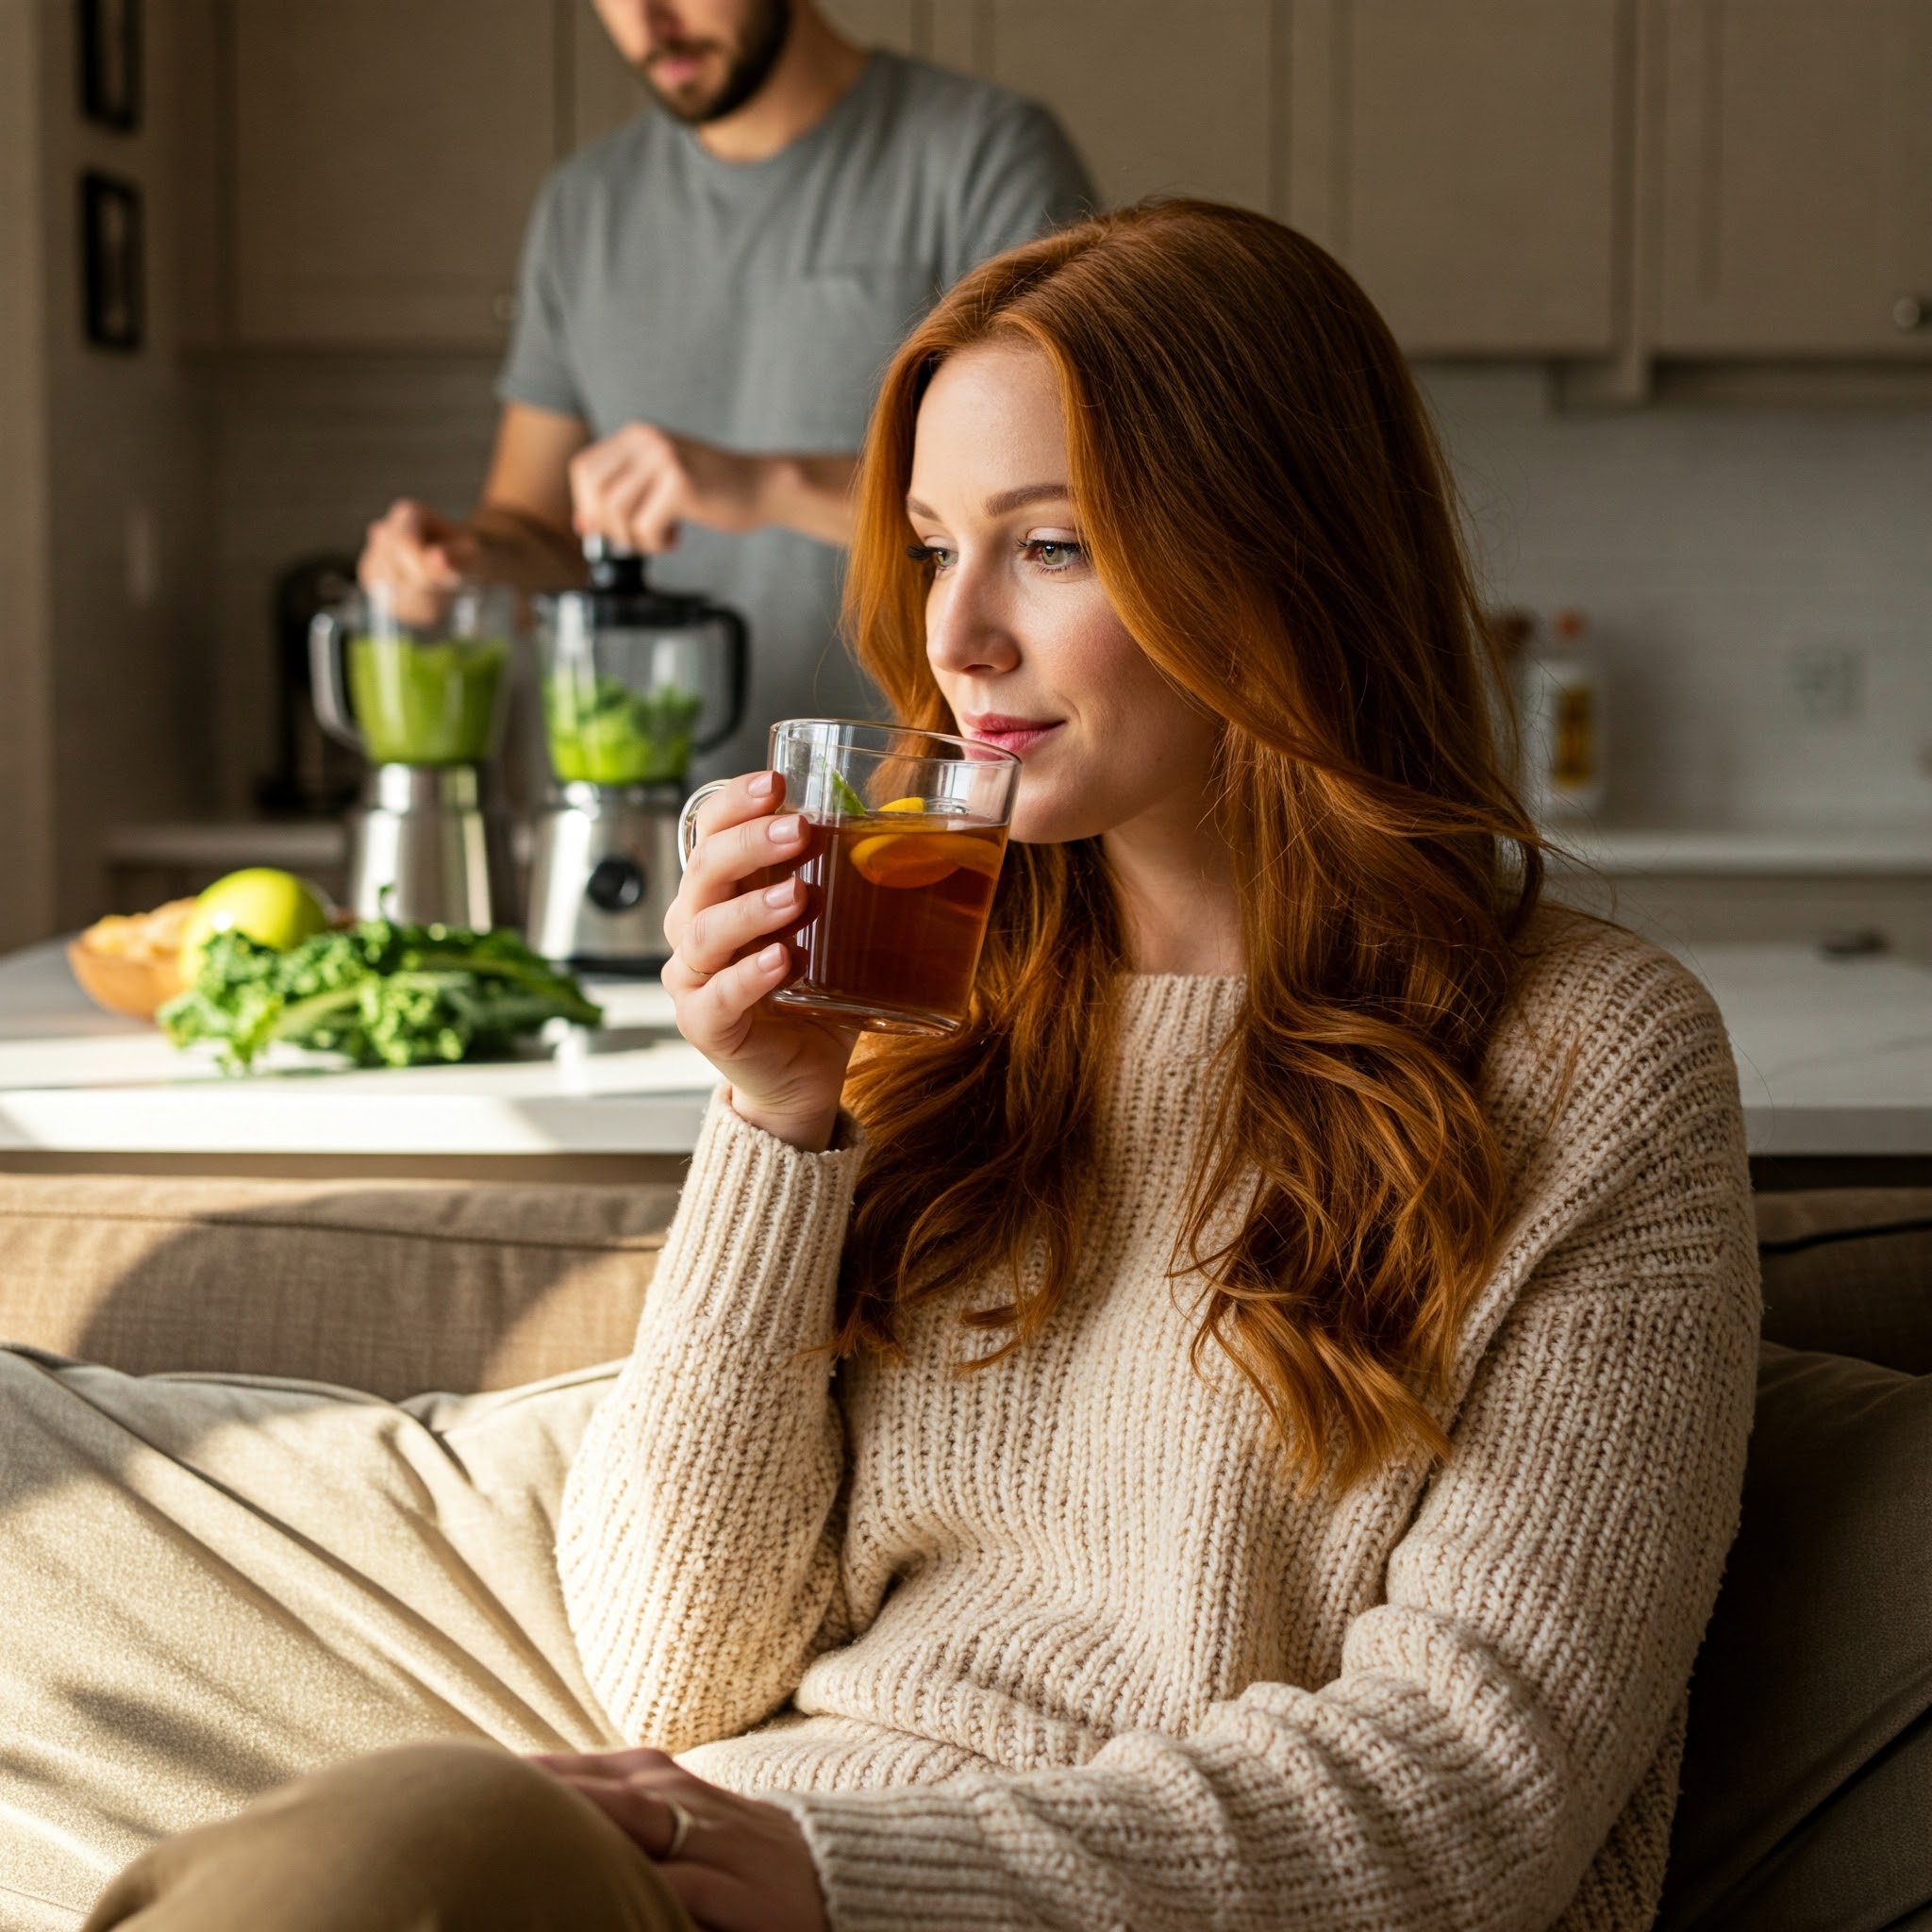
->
[[848, 828, 959, 889]]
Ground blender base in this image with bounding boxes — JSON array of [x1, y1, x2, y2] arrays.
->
[[526, 783, 683, 972], [347, 763, 517, 929]]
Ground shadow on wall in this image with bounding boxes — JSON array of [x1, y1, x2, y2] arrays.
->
[[0, 1174, 678, 1399]]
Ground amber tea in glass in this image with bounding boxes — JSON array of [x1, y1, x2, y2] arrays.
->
[[679, 719, 1022, 1035]]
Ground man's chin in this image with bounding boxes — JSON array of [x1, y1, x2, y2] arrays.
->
[[640, 65, 725, 123]]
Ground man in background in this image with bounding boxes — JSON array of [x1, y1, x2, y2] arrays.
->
[[358, 0, 1092, 774]]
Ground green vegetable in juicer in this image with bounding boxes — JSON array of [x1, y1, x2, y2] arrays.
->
[[544, 673, 705, 785]]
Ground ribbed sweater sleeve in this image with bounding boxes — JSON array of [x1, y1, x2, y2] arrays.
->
[[768, 956, 1760, 1931], [557, 1091, 865, 1751]]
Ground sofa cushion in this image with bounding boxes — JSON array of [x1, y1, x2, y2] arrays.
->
[[1754, 1188, 1932, 1375], [0, 1174, 676, 1399], [1657, 1343, 1932, 1932]]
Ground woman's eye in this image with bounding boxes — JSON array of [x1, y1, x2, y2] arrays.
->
[[907, 543, 956, 572], [1023, 538, 1084, 572]]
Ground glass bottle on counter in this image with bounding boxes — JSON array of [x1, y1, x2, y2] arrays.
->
[[1516, 609, 1607, 824]]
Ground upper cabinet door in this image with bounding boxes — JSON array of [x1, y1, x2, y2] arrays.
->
[[571, 0, 922, 149], [1287, 0, 1626, 357], [1653, 0, 1932, 355], [933, 0, 1276, 212], [229, 0, 560, 348]]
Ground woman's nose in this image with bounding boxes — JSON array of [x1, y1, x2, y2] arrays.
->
[[925, 561, 1022, 678]]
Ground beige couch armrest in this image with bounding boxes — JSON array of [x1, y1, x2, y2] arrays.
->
[[0, 1174, 678, 1398]]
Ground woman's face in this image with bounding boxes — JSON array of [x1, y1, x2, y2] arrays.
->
[[907, 341, 1222, 847]]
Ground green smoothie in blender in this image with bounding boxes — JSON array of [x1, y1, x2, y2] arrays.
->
[[347, 635, 508, 767]]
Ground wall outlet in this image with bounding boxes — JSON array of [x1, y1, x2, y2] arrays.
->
[[1789, 644, 1864, 723]]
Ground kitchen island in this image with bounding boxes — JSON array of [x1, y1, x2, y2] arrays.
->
[[1, 938, 1928, 1187]]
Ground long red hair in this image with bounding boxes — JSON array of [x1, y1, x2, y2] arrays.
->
[[836, 200, 1542, 1490]]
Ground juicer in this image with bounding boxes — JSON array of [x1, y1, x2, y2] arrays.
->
[[525, 541, 747, 972], [309, 582, 521, 928]]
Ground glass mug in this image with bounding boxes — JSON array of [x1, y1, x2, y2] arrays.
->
[[678, 719, 1023, 1035]]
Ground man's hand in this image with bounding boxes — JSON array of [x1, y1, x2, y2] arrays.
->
[[358, 498, 475, 604], [529, 1747, 829, 1932], [571, 425, 762, 553], [572, 425, 858, 551]]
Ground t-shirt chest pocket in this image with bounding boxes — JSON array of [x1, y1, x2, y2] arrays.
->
[[739, 261, 937, 448]]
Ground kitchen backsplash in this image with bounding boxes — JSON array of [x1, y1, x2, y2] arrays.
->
[[206, 357, 1932, 831], [1424, 366, 1932, 828]]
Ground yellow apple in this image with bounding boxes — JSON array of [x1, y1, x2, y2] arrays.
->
[[178, 869, 332, 985]]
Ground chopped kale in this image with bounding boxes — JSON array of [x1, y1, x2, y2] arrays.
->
[[158, 920, 604, 1072]]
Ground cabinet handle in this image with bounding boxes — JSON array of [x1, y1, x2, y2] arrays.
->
[[491, 291, 520, 326], [1893, 294, 1928, 333]]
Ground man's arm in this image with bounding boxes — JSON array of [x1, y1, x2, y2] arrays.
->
[[358, 402, 591, 597]]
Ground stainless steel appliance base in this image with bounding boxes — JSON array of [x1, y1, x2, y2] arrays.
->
[[526, 784, 682, 970], [346, 763, 518, 929]]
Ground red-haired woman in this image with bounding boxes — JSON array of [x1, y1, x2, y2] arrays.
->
[[79, 202, 1757, 1932]]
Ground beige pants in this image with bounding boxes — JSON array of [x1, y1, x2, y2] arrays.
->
[[0, 1347, 630, 1931], [80, 1740, 693, 1932]]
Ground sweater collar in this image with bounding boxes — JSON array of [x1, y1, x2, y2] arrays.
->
[[1113, 974, 1247, 1067]]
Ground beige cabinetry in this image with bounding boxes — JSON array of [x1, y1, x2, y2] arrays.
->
[[214, 0, 1932, 370], [228, 0, 561, 348], [929, 0, 1624, 356], [931, 1, 1277, 213], [1286, 1, 1626, 355], [1650, 0, 1932, 356]]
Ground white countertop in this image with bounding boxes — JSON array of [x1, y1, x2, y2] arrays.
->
[[108, 817, 1932, 881], [0, 942, 712, 1157], [2, 937, 1928, 1160], [1543, 823, 1932, 874]]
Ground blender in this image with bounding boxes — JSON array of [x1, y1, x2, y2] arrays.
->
[[308, 582, 521, 927], [526, 541, 747, 972]]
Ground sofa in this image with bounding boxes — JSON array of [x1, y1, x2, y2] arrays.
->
[[0, 1173, 1926, 1931]]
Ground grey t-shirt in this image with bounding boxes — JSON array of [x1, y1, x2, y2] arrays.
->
[[499, 52, 1094, 779]]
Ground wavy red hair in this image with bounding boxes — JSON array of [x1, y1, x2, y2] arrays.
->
[[835, 200, 1543, 1490]]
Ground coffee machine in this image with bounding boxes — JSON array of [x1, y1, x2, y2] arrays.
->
[[309, 583, 521, 928], [525, 541, 746, 972]]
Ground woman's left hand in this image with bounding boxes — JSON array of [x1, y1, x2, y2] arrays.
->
[[527, 1747, 828, 1932]]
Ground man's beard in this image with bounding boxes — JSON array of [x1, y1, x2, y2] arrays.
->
[[642, 0, 794, 125]]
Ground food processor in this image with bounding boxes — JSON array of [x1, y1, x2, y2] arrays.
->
[[525, 541, 747, 972], [308, 582, 521, 927]]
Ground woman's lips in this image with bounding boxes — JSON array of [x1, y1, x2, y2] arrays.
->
[[961, 715, 1064, 758]]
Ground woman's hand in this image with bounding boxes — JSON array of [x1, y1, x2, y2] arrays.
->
[[664, 771, 857, 1152], [529, 1748, 827, 1932]]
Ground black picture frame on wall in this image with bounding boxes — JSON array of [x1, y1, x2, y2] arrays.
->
[[80, 171, 144, 353], [78, 0, 142, 132]]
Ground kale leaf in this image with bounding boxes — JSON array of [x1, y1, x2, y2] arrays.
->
[[158, 919, 605, 1072]]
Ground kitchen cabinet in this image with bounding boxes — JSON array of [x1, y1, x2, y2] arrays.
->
[[215, 0, 1932, 370], [931, 0, 1623, 357], [228, 0, 560, 348], [931, 1, 1276, 214], [1651, 0, 1932, 356], [1285, 0, 1626, 356]]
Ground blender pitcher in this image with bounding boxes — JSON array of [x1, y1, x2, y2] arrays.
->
[[525, 543, 747, 971], [308, 582, 522, 927]]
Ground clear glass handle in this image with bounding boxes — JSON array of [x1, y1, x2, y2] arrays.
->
[[676, 779, 730, 871], [307, 609, 364, 753]]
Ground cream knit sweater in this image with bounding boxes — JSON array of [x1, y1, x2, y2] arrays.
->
[[558, 912, 1759, 1931]]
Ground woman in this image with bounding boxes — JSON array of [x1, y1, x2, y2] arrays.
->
[[53, 201, 1756, 1932]]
